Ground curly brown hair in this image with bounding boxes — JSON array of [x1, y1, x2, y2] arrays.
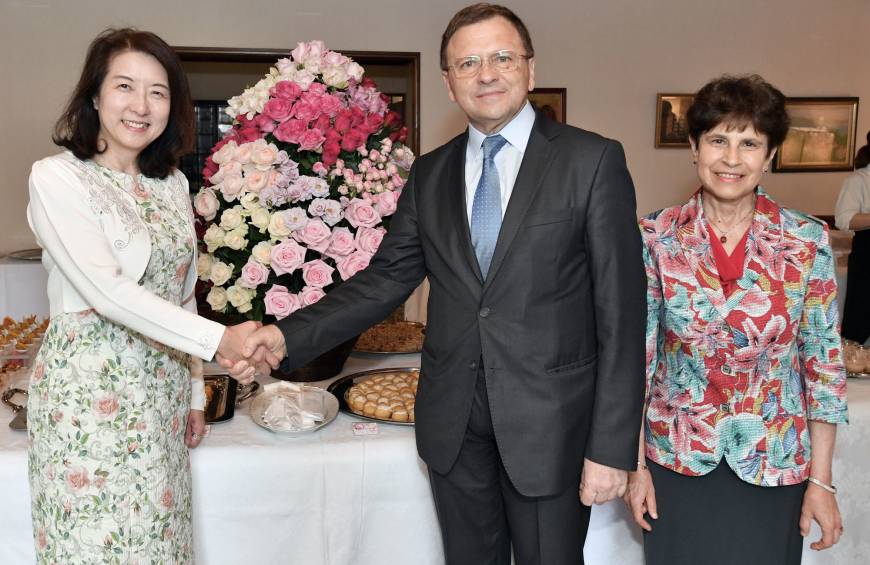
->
[[687, 74, 789, 157]]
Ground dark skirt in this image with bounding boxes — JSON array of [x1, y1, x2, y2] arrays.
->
[[842, 229, 870, 343], [643, 459, 806, 565]]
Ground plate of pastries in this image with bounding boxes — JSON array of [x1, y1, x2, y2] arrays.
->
[[843, 339, 870, 377], [354, 321, 425, 354], [327, 367, 419, 425]]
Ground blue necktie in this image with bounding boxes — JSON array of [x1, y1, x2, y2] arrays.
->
[[470, 134, 508, 279]]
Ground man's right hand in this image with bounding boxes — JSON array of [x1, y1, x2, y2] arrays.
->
[[217, 325, 287, 384]]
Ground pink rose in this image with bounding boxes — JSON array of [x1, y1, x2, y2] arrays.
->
[[239, 259, 270, 289], [273, 118, 307, 144], [300, 285, 326, 306], [312, 162, 328, 177], [254, 114, 277, 133], [355, 226, 386, 255], [270, 240, 306, 275], [325, 227, 356, 259], [312, 114, 331, 135], [307, 82, 328, 95], [374, 190, 400, 217], [244, 169, 270, 193], [251, 143, 280, 169], [219, 174, 244, 200], [32, 362, 45, 383], [94, 393, 120, 419], [318, 94, 344, 117], [344, 198, 382, 228], [264, 285, 302, 320], [295, 218, 332, 252], [293, 101, 320, 123], [301, 259, 336, 288], [299, 128, 326, 151], [336, 250, 372, 281], [64, 464, 90, 493], [161, 487, 174, 509], [270, 80, 303, 101], [263, 98, 293, 122], [234, 143, 254, 164]]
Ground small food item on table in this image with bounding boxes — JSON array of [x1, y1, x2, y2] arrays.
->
[[345, 370, 419, 422], [355, 322, 425, 353]]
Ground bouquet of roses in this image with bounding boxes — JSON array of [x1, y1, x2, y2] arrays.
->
[[192, 41, 414, 323]]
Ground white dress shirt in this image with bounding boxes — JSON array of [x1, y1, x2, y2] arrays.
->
[[464, 101, 536, 224], [835, 165, 870, 232]]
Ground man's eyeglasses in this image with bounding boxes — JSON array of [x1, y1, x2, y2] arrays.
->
[[447, 50, 531, 78]]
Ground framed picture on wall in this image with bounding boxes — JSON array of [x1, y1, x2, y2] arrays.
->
[[529, 88, 566, 123], [655, 93, 694, 148], [774, 97, 859, 172]]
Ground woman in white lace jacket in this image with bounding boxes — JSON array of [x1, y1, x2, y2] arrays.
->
[[25, 28, 256, 564]]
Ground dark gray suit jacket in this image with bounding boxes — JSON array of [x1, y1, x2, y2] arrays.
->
[[277, 112, 646, 497]]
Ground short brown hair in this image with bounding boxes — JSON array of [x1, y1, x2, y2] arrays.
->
[[855, 130, 870, 169], [440, 3, 534, 71], [53, 28, 194, 179], [686, 74, 789, 157]]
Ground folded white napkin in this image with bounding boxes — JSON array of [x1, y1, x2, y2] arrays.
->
[[262, 382, 326, 432]]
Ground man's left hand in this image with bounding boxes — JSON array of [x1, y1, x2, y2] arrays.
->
[[579, 458, 628, 506]]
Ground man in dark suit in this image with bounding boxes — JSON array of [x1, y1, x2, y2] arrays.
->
[[226, 3, 646, 563]]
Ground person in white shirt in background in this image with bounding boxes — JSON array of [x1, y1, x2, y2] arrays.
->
[[835, 130, 870, 344]]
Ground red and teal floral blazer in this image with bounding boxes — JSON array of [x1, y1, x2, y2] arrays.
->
[[640, 189, 848, 486]]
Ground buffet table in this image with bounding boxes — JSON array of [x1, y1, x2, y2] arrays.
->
[[1, 355, 868, 564]]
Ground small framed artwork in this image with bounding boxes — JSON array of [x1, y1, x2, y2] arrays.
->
[[529, 88, 566, 123], [774, 97, 860, 172], [655, 93, 694, 148]]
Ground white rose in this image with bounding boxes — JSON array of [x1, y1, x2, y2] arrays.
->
[[250, 207, 271, 231], [193, 189, 220, 221], [322, 66, 349, 88], [196, 253, 214, 281], [347, 62, 364, 82], [224, 228, 248, 250], [219, 207, 244, 231], [206, 286, 228, 312], [203, 225, 226, 253], [226, 284, 255, 308], [251, 241, 273, 265], [268, 213, 291, 238], [209, 261, 233, 286], [239, 192, 260, 211]]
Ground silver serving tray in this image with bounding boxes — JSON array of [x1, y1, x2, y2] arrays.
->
[[327, 367, 419, 426], [249, 386, 339, 436]]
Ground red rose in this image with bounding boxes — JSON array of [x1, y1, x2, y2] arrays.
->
[[270, 80, 302, 101]]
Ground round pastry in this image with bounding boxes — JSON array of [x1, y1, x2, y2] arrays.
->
[[392, 408, 409, 422], [374, 404, 392, 419]]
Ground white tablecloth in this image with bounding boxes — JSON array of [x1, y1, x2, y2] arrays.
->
[[1, 357, 868, 564], [0, 257, 48, 319]]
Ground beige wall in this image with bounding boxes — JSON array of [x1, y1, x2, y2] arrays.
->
[[1, 0, 868, 254]]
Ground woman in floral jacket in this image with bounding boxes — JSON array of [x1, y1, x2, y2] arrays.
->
[[625, 75, 848, 564]]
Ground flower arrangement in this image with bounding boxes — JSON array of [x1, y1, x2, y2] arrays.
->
[[192, 41, 414, 322]]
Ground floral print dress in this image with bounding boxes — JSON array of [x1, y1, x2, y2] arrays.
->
[[28, 161, 197, 564]]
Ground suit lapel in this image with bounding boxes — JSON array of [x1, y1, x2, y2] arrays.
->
[[483, 115, 557, 288], [444, 132, 485, 283]]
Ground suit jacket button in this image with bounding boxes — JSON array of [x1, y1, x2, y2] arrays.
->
[[469, 361, 478, 371], [479, 307, 491, 318]]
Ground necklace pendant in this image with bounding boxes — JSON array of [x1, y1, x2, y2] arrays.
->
[[720, 235, 727, 244]]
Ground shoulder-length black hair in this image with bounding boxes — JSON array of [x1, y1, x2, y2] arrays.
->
[[52, 28, 194, 179]]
